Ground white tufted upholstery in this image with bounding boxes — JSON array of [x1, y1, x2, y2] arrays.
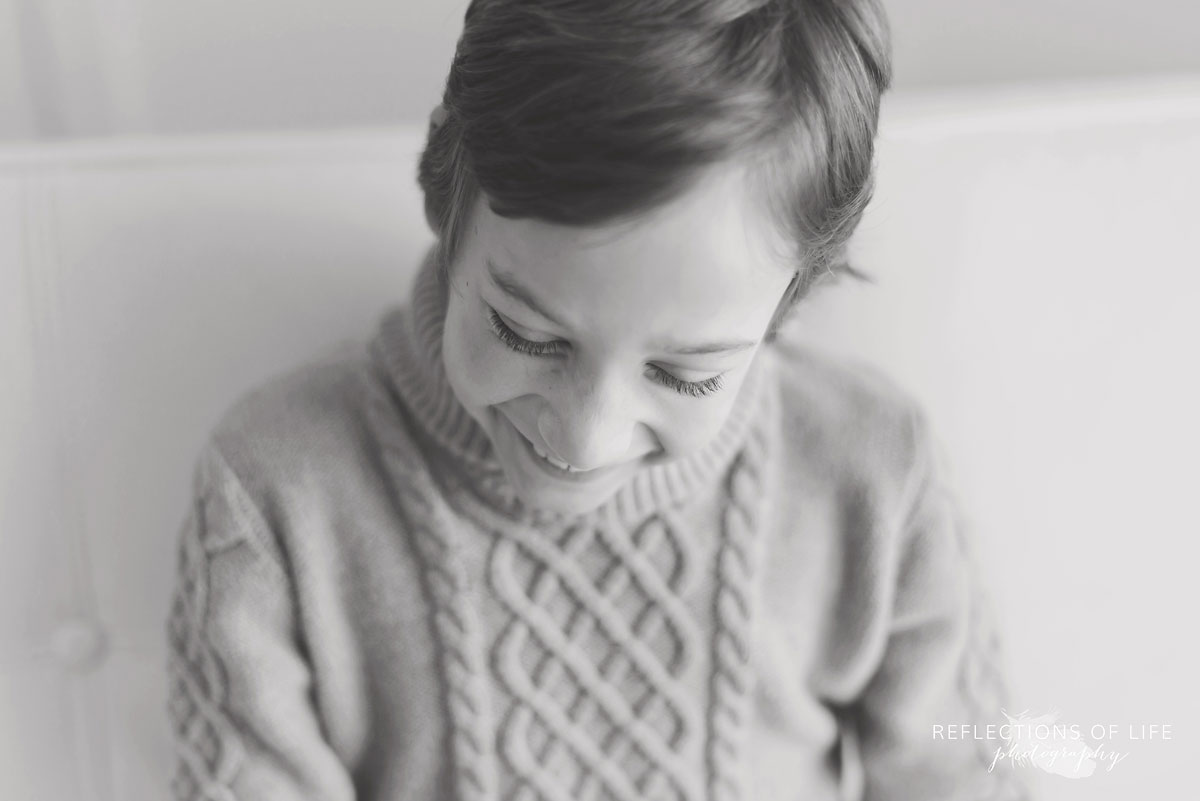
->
[[2, 77, 1198, 801], [1, 129, 434, 801]]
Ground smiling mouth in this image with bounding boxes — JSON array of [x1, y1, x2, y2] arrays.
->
[[515, 428, 595, 477], [526, 439, 579, 472], [508, 421, 614, 482], [499, 412, 661, 483]]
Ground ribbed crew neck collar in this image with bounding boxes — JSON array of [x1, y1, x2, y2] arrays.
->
[[370, 246, 776, 527]]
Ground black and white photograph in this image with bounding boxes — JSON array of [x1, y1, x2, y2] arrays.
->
[[2, 1, 1197, 799]]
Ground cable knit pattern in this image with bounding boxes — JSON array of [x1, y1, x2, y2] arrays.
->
[[166, 459, 247, 801], [366, 376, 498, 801], [366, 376, 773, 801], [382, 423, 773, 801], [488, 509, 705, 801], [706, 391, 773, 801]]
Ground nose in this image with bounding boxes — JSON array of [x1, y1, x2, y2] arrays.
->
[[537, 374, 636, 472]]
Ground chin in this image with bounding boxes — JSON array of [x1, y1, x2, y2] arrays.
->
[[464, 403, 622, 515], [502, 466, 626, 518]]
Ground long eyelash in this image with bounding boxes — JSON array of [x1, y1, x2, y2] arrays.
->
[[487, 308, 564, 356], [651, 366, 725, 398], [489, 307, 722, 397]]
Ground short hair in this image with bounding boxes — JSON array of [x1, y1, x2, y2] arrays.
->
[[418, 0, 892, 340]]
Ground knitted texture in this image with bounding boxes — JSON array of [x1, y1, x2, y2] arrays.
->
[[489, 513, 702, 801], [369, 359, 776, 801], [166, 453, 249, 801], [706, 428, 770, 801], [946, 485, 1030, 801], [380, 414, 498, 801], [898, 409, 1030, 801]]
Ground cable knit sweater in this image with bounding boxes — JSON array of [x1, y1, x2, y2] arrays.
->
[[166, 250, 1029, 801]]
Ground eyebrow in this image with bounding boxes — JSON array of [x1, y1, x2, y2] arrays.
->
[[485, 256, 758, 356], [487, 257, 569, 328], [659, 338, 756, 356]]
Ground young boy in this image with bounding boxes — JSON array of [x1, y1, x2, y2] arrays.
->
[[167, 1, 1029, 799]]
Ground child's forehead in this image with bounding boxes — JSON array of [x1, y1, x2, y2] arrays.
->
[[478, 161, 785, 264], [473, 203, 792, 338]]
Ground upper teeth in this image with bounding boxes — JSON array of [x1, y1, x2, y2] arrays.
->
[[531, 441, 574, 472]]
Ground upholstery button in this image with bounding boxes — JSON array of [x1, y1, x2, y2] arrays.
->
[[50, 618, 109, 672]]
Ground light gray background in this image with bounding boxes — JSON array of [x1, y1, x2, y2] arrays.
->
[[3, 0, 1200, 139]]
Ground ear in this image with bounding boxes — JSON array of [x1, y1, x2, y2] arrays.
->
[[764, 270, 803, 342], [424, 104, 449, 232], [429, 103, 448, 131]]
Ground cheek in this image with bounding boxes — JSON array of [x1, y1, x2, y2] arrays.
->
[[442, 297, 526, 407], [653, 393, 740, 455]]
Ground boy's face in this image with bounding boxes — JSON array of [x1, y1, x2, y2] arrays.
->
[[441, 162, 794, 517]]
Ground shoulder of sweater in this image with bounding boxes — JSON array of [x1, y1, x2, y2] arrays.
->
[[201, 337, 399, 512], [767, 334, 932, 494]]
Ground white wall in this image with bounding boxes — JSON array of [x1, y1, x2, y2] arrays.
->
[[890, 0, 1200, 86], [0, 0, 36, 139], [3, 0, 1199, 140]]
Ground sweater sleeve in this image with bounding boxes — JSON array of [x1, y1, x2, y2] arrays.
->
[[166, 441, 356, 801], [848, 409, 1033, 801]]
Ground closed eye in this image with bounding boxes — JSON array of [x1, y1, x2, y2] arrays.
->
[[487, 308, 565, 356], [488, 306, 725, 398], [648, 366, 725, 397]]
